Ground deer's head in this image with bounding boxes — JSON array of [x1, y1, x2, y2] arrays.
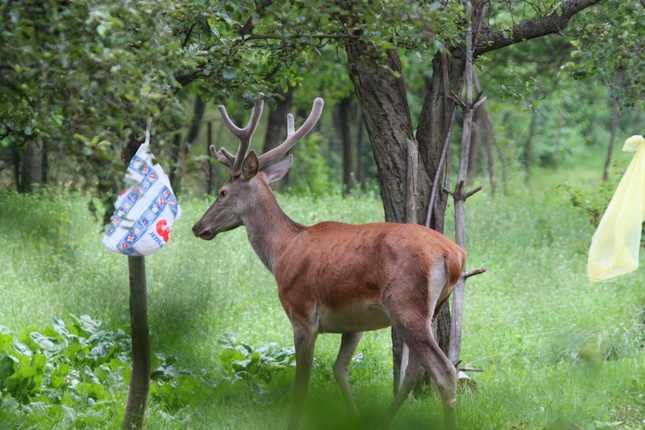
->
[[192, 95, 324, 240]]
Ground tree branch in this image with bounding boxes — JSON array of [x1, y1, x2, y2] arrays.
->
[[463, 267, 487, 279], [475, 0, 604, 56]]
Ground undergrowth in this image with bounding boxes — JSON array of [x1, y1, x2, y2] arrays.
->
[[0, 316, 304, 429]]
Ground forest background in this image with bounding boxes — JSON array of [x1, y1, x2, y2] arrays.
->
[[1, 0, 645, 429]]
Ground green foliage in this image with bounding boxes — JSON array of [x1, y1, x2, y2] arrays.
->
[[215, 332, 295, 400], [0, 315, 129, 427], [563, 0, 645, 109], [287, 134, 338, 195]]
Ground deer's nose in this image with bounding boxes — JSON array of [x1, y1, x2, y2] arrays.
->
[[192, 222, 215, 240], [192, 223, 202, 237]]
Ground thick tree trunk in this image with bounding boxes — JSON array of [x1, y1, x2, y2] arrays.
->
[[346, 47, 418, 224], [417, 51, 466, 233], [346, 45, 420, 392], [347, 42, 466, 390]]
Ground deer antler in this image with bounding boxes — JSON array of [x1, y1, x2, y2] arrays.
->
[[212, 95, 324, 173], [257, 97, 324, 167], [212, 95, 265, 175]]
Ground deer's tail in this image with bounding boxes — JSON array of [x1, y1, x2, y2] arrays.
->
[[445, 247, 466, 287]]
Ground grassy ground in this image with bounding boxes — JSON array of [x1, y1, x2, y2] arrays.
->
[[1, 151, 644, 429]]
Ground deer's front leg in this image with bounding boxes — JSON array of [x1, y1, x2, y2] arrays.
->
[[288, 325, 317, 430]]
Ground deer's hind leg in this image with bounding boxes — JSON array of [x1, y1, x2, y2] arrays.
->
[[333, 332, 363, 417], [376, 344, 425, 430], [381, 270, 458, 430], [389, 315, 457, 430]]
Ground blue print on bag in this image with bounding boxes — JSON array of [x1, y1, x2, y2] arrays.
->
[[130, 155, 159, 185], [105, 156, 159, 238], [115, 186, 175, 254]]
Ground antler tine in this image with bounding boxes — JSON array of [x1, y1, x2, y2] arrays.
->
[[210, 145, 234, 168], [257, 97, 324, 167], [218, 96, 265, 174]]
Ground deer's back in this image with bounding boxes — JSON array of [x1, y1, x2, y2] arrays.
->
[[274, 222, 465, 332]]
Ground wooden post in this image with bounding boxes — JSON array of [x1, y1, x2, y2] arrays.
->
[[122, 256, 150, 430]]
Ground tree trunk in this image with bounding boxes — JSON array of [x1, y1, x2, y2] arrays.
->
[[347, 41, 466, 389], [170, 95, 206, 193], [334, 96, 355, 194], [468, 112, 481, 180], [356, 113, 365, 187], [346, 45, 419, 393], [472, 72, 498, 194], [523, 97, 539, 180], [19, 138, 45, 193], [417, 51, 466, 233], [169, 130, 182, 190], [206, 121, 213, 195], [603, 95, 619, 182], [11, 142, 21, 191]]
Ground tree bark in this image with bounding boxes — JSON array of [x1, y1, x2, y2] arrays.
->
[[475, 0, 604, 56], [346, 45, 419, 392], [346, 47, 418, 224], [417, 51, 466, 233]]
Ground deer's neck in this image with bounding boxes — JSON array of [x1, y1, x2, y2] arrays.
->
[[242, 187, 302, 273]]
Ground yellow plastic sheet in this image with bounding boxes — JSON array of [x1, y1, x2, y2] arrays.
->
[[588, 135, 645, 282]]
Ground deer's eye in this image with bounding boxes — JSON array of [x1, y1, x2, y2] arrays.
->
[[219, 190, 227, 198]]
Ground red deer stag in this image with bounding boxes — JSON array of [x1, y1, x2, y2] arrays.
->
[[192, 95, 466, 430]]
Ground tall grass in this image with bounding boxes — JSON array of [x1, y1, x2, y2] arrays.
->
[[1, 154, 644, 429]]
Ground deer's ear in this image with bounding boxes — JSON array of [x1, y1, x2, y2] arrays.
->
[[242, 151, 260, 180], [263, 155, 293, 184]]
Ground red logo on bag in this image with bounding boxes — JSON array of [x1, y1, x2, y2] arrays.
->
[[156, 220, 170, 242]]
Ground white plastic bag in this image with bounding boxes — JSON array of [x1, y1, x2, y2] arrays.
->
[[588, 135, 645, 282], [103, 131, 181, 256]]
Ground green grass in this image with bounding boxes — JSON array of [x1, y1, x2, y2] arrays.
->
[[1, 153, 645, 429]]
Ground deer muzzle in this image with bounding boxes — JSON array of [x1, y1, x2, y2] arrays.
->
[[192, 222, 215, 240]]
